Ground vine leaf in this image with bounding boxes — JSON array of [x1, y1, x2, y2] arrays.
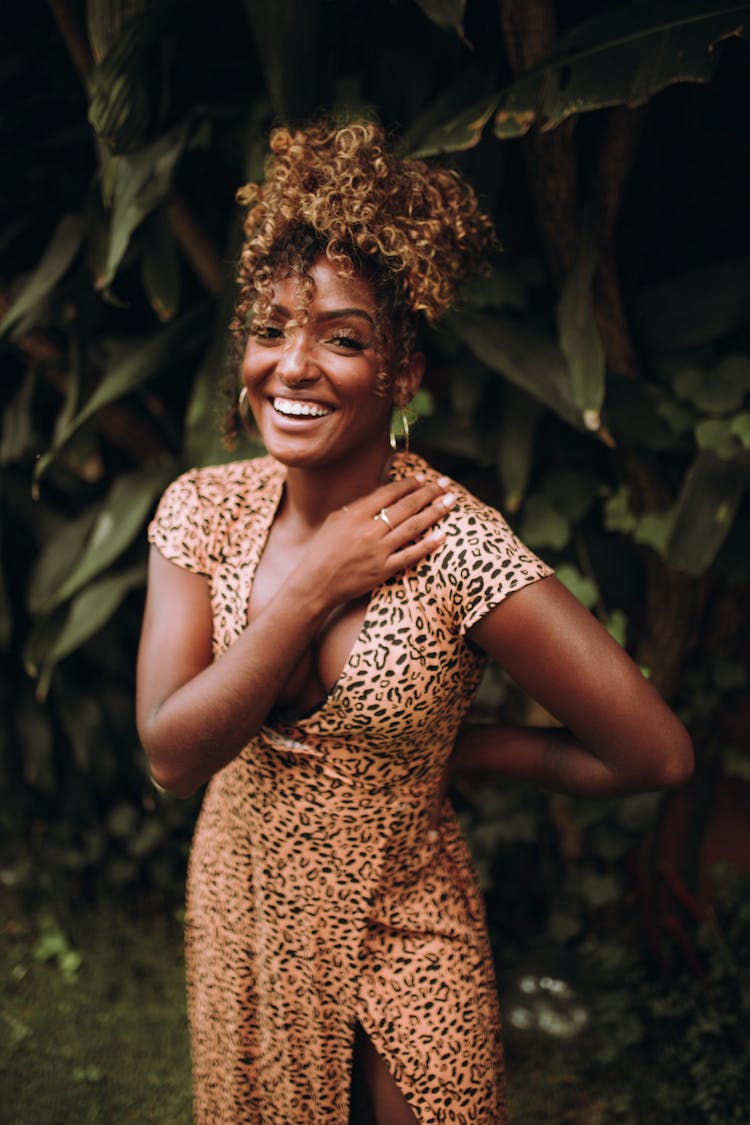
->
[[494, 0, 750, 138]]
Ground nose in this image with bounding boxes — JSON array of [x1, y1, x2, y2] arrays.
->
[[276, 329, 318, 386]]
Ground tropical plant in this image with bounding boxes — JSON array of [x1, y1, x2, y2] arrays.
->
[[2, 0, 749, 1003]]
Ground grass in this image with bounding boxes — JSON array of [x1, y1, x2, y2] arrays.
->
[[0, 888, 191, 1124], [2, 880, 743, 1124]]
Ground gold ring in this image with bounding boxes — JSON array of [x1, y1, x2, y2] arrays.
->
[[374, 507, 393, 530]]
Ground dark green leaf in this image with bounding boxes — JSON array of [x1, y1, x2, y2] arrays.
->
[[101, 121, 190, 286], [27, 463, 176, 614], [0, 562, 11, 650], [0, 214, 84, 339], [141, 208, 182, 322], [666, 450, 750, 573], [673, 355, 750, 413], [494, 385, 540, 512], [25, 563, 147, 701], [556, 229, 606, 429], [404, 63, 497, 158], [629, 257, 750, 354], [447, 309, 584, 430], [555, 563, 600, 609], [242, 0, 321, 118], [34, 307, 205, 482], [494, 0, 750, 138], [405, 92, 499, 158], [521, 494, 571, 550]]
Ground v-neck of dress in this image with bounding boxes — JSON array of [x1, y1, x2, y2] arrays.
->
[[240, 455, 413, 724]]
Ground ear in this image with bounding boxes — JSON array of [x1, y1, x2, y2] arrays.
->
[[393, 351, 425, 406]]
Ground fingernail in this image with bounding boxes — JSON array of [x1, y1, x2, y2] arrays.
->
[[439, 491, 456, 508], [427, 829, 439, 843], [414, 472, 426, 482], [436, 475, 450, 488]]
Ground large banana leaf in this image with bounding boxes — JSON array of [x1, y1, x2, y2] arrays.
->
[[0, 213, 84, 339], [27, 462, 177, 615], [494, 1, 750, 138]]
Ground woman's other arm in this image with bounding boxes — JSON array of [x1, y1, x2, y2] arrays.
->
[[456, 575, 693, 797]]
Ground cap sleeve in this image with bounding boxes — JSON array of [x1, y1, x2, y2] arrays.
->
[[446, 492, 553, 636], [147, 469, 215, 578]]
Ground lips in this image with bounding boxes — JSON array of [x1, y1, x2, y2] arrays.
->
[[272, 396, 333, 418]]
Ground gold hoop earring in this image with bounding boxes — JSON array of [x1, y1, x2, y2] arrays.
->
[[390, 407, 415, 452], [238, 386, 256, 435]]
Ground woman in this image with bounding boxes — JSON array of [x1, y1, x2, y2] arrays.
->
[[137, 121, 693, 1125]]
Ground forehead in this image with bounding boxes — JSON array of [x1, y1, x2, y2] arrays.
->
[[271, 256, 377, 313]]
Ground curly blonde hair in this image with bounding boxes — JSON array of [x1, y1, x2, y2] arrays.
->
[[225, 119, 495, 442]]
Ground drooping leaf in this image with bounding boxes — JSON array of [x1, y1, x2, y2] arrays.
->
[[404, 63, 498, 158], [629, 257, 750, 354], [405, 92, 500, 158], [666, 450, 750, 574], [0, 213, 84, 339], [27, 462, 177, 615], [34, 307, 206, 482], [556, 228, 606, 429], [494, 384, 540, 512], [25, 563, 147, 701], [447, 309, 584, 430], [1, 370, 36, 465], [413, 0, 467, 38], [100, 120, 190, 286], [141, 207, 182, 322], [494, 0, 750, 138]]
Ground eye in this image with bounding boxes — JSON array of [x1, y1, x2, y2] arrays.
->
[[327, 332, 368, 352], [250, 323, 284, 344]]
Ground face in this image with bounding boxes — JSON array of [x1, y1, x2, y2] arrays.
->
[[241, 257, 422, 471]]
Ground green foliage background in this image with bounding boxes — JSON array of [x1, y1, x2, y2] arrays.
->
[[2, 2, 750, 1119]]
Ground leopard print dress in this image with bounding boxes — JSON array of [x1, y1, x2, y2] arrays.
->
[[148, 451, 552, 1124]]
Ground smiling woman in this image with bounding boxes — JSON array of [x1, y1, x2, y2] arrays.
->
[[136, 120, 693, 1125]]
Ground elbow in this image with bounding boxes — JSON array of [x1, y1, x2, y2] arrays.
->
[[650, 726, 695, 791], [150, 765, 200, 800], [143, 740, 203, 800]]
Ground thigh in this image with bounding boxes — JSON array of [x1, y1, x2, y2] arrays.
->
[[349, 1023, 419, 1125]]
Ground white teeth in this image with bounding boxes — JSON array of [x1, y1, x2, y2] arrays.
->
[[273, 397, 332, 418]]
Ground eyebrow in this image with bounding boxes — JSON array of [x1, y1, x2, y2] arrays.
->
[[272, 303, 375, 328]]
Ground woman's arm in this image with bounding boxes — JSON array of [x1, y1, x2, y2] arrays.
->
[[453, 575, 694, 797], [137, 475, 452, 797]]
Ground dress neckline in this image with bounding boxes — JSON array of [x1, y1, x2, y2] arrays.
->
[[241, 450, 424, 724]]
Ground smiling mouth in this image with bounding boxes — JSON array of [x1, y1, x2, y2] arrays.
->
[[272, 397, 333, 418]]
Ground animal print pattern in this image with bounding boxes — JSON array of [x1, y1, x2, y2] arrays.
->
[[148, 451, 552, 1124]]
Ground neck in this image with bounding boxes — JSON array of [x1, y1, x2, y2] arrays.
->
[[281, 441, 397, 530]]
